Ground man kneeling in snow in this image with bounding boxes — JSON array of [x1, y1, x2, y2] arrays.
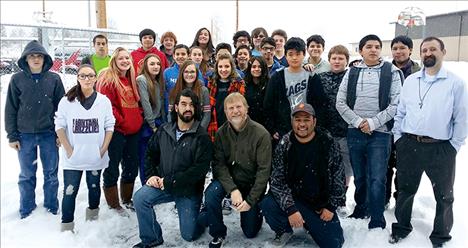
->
[[259, 103, 345, 248], [132, 89, 213, 248]]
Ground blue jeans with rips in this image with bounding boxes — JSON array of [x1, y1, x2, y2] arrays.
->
[[61, 169, 102, 223], [347, 128, 391, 229], [133, 185, 204, 245], [17, 131, 59, 218]]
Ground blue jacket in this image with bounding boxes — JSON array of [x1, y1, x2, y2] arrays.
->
[[5, 40, 65, 142]]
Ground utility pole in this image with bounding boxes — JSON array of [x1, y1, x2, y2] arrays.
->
[[95, 0, 107, 29], [236, 0, 239, 32]]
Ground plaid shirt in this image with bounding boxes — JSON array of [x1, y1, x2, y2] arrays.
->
[[207, 78, 246, 142]]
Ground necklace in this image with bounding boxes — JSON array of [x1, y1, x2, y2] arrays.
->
[[418, 78, 435, 109]]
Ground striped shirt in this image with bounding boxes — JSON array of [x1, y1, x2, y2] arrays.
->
[[336, 60, 402, 133]]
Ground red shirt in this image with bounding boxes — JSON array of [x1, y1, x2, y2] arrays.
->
[[98, 76, 143, 135], [131, 47, 169, 75]]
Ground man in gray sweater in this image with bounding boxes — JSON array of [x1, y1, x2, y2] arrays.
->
[[336, 34, 402, 229]]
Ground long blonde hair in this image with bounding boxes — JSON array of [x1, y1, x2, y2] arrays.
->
[[97, 47, 140, 101]]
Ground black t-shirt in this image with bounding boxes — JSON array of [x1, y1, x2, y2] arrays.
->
[[215, 80, 230, 128], [80, 91, 97, 110], [288, 134, 319, 201]]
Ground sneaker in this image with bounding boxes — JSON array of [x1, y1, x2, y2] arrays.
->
[[432, 243, 444, 248], [347, 212, 369, 219], [222, 198, 231, 215], [271, 232, 293, 247], [209, 236, 225, 248], [336, 206, 348, 217], [388, 233, 403, 244], [132, 240, 163, 248], [123, 201, 135, 212]]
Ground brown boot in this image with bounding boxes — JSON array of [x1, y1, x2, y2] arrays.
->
[[103, 186, 128, 217], [103, 186, 122, 209], [120, 182, 135, 211]]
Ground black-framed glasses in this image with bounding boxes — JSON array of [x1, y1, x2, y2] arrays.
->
[[77, 74, 97, 80]]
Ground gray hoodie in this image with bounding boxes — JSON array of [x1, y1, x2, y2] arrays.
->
[[5, 40, 65, 142]]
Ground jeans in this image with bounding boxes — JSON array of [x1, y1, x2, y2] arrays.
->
[[61, 169, 101, 223], [133, 185, 204, 245], [201, 180, 263, 239], [347, 128, 391, 228], [392, 135, 456, 245], [17, 131, 59, 218], [104, 131, 139, 187], [138, 119, 163, 185], [259, 194, 344, 248]]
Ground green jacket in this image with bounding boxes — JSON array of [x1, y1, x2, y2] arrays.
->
[[213, 116, 272, 207]]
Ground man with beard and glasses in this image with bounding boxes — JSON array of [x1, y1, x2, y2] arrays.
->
[[259, 103, 345, 248], [132, 89, 213, 248], [201, 93, 272, 248], [389, 37, 468, 248]]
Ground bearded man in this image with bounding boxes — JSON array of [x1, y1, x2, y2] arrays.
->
[[132, 89, 213, 248]]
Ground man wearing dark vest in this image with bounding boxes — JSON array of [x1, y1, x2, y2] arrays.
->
[[336, 34, 402, 229]]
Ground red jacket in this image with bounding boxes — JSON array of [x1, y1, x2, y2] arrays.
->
[[97, 76, 143, 135], [131, 47, 169, 75]]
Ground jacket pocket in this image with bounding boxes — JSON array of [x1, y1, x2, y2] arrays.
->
[[68, 144, 101, 165]]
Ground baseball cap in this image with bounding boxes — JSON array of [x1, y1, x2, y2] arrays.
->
[[291, 103, 315, 116]]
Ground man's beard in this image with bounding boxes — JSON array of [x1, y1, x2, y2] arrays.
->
[[423, 55, 437, 67], [178, 111, 194, 123]]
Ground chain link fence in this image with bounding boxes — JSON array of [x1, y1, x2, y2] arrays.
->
[[1, 23, 143, 78]]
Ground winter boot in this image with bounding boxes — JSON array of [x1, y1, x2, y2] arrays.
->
[[61, 222, 75, 233], [120, 182, 135, 211], [103, 186, 128, 217], [85, 207, 99, 221]]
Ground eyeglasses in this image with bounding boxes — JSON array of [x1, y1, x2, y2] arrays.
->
[[262, 46, 275, 52], [77, 74, 97, 80], [184, 70, 196, 75]]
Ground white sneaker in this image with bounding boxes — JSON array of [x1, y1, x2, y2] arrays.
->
[[271, 232, 293, 247], [222, 197, 232, 215], [337, 206, 348, 217]]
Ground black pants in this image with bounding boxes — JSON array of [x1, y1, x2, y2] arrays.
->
[[391, 135, 457, 245], [103, 131, 139, 187], [385, 141, 398, 204]]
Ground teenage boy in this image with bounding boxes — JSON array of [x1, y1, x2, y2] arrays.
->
[[131, 28, 169, 74], [232, 30, 251, 49], [303, 35, 331, 75], [260, 37, 284, 76], [272, 29, 288, 66], [5, 40, 65, 219], [160, 31, 177, 66], [263, 37, 326, 146], [81, 34, 111, 74], [336, 34, 402, 229], [385, 35, 421, 208]]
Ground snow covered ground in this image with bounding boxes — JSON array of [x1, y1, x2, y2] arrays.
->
[[1, 62, 468, 248]]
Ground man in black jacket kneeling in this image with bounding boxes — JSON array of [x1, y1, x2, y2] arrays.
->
[[132, 89, 213, 248], [259, 103, 345, 248]]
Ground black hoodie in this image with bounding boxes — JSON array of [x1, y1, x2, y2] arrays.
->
[[5, 40, 65, 142]]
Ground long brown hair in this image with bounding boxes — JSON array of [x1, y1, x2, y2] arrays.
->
[[212, 53, 238, 82], [97, 47, 139, 101], [66, 64, 96, 102], [138, 54, 165, 108], [169, 60, 203, 103]]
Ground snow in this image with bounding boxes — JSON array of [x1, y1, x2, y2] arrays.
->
[[1, 62, 468, 248]]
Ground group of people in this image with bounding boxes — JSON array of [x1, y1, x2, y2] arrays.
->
[[4, 26, 467, 248]]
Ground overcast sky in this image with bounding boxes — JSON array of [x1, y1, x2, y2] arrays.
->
[[1, 1, 468, 49]]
